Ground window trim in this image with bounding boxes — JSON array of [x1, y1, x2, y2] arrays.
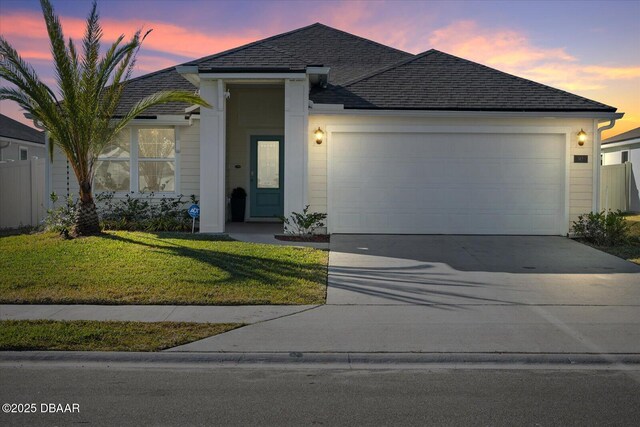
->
[[19, 147, 28, 161], [94, 126, 180, 197]]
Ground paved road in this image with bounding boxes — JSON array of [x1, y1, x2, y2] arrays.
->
[[172, 236, 640, 353], [1, 365, 639, 426]]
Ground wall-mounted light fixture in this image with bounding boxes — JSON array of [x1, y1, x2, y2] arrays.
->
[[577, 129, 587, 146], [314, 127, 325, 144]]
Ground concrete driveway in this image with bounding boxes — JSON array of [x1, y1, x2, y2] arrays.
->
[[171, 235, 640, 354], [328, 235, 640, 305]]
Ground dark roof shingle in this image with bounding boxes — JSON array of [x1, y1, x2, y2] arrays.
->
[[116, 23, 412, 116], [0, 114, 44, 144], [114, 23, 616, 116], [311, 50, 616, 112], [602, 127, 640, 145]]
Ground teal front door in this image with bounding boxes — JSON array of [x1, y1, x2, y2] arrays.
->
[[250, 135, 284, 218]]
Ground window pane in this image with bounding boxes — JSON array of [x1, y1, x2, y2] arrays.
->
[[94, 160, 130, 191], [138, 129, 175, 158], [257, 140, 279, 189], [100, 131, 130, 158], [138, 161, 175, 192]]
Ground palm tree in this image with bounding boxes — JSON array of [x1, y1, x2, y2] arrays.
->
[[0, 0, 209, 235]]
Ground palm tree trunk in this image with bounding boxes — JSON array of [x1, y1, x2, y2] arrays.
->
[[75, 180, 100, 235]]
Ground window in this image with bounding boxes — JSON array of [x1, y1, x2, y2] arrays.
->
[[94, 131, 131, 192], [137, 129, 176, 192], [622, 151, 629, 163], [19, 147, 28, 161], [94, 127, 177, 193], [257, 140, 280, 189]]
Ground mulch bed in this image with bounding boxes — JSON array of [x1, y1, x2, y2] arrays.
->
[[275, 234, 330, 243]]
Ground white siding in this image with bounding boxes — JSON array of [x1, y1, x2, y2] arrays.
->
[[51, 145, 79, 199], [179, 123, 201, 198]]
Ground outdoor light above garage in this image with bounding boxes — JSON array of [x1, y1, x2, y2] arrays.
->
[[314, 127, 325, 144], [577, 129, 587, 146]]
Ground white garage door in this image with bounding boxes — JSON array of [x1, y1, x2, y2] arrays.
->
[[329, 132, 566, 235]]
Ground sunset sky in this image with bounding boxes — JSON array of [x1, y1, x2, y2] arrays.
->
[[1, 0, 639, 138]]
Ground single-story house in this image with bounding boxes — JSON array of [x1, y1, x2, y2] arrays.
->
[[601, 127, 640, 212], [0, 114, 45, 162], [48, 23, 624, 235]]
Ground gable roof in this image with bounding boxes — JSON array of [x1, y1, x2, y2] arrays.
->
[[311, 50, 616, 112], [115, 23, 616, 116], [602, 127, 640, 145], [0, 114, 44, 144]]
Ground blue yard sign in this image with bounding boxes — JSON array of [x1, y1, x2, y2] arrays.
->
[[188, 204, 200, 233], [188, 204, 200, 218]]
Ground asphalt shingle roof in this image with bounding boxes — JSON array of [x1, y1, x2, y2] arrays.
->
[[115, 23, 412, 116], [602, 127, 640, 145], [311, 50, 616, 112], [0, 113, 44, 144], [114, 23, 616, 116]]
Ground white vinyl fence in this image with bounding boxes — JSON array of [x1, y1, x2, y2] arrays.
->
[[0, 159, 46, 228], [600, 163, 632, 212]]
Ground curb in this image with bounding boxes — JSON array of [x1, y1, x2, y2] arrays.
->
[[2, 351, 640, 368]]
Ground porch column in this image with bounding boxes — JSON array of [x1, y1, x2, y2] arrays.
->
[[199, 79, 226, 232], [283, 78, 309, 218]]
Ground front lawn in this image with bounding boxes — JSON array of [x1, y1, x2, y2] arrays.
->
[[0, 320, 240, 351], [0, 231, 327, 304]]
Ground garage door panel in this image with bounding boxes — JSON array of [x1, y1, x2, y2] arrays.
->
[[330, 132, 566, 235]]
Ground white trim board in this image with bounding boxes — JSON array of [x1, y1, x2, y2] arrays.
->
[[311, 107, 623, 120]]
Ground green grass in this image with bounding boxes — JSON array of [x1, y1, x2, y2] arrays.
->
[[586, 214, 640, 265], [0, 231, 328, 305], [0, 320, 240, 351]]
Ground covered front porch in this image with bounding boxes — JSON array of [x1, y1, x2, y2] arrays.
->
[[224, 83, 285, 225], [178, 67, 312, 234]]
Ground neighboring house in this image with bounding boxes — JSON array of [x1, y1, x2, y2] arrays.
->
[[601, 127, 640, 212], [48, 23, 623, 235], [0, 113, 45, 162]]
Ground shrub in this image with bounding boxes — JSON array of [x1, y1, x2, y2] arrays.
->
[[279, 205, 327, 235], [572, 210, 629, 246], [43, 193, 76, 238], [96, 192, 198, 232]]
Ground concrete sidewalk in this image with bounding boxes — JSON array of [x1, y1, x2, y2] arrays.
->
[[225, 222, 328, 249], [0, 304, 317, 324]]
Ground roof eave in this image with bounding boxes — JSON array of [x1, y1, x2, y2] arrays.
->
[[310, 105, 623, 119], [176, 65, 200, 86]]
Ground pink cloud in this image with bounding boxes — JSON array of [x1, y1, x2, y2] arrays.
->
[[134, 55, 183, 73], [317, 1, 428, 54], [428, 20, 575, 67], [1, 10, 260, 60]]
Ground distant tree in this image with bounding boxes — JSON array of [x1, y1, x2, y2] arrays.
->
[[0, 0, 209, 235]]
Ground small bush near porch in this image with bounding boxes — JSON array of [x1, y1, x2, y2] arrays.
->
[[0, 232, 327, 305]]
